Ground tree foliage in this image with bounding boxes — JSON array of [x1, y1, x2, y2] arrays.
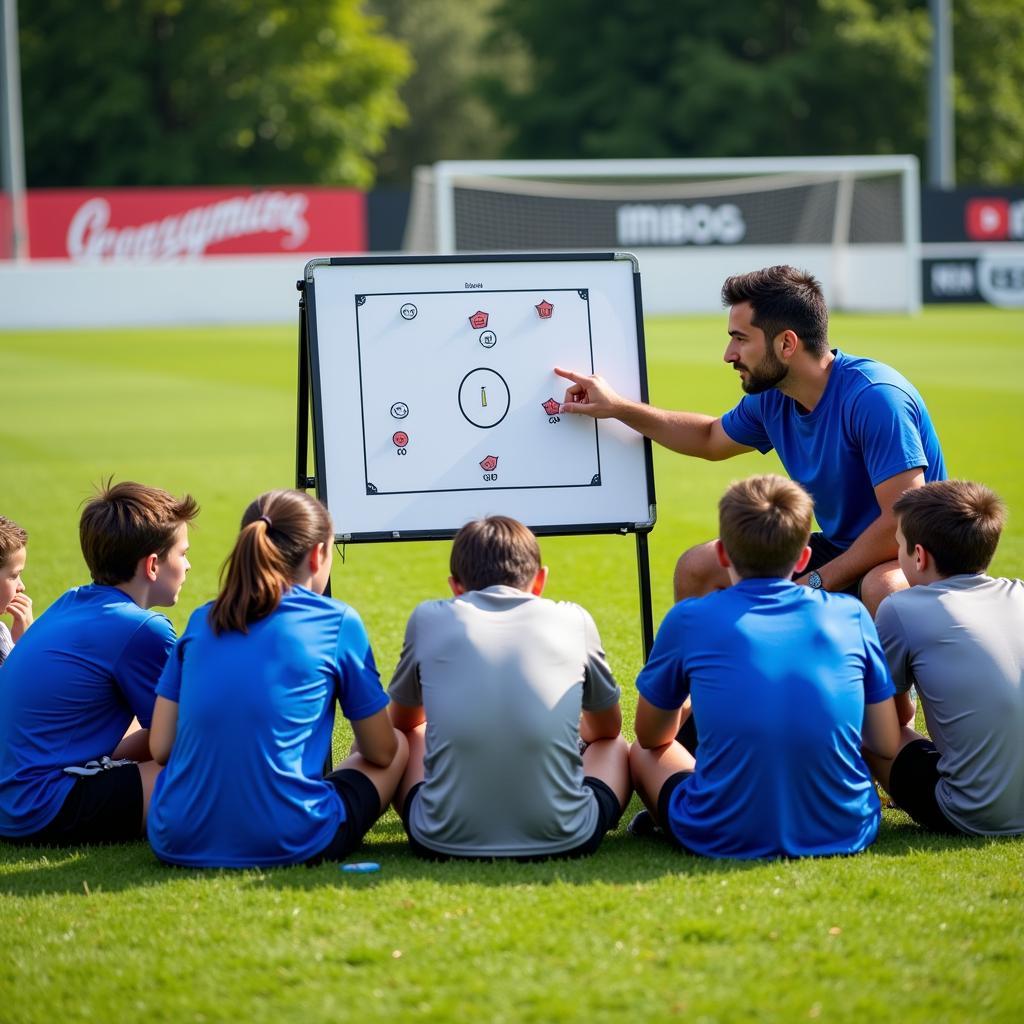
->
[[19, 0, 411, 187], [953, 0, 1024, 184], [367, 0, 527, 184], [483, 0, 1023, 185]]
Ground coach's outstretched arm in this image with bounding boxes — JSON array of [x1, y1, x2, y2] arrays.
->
[[555, 367, 750, 462]]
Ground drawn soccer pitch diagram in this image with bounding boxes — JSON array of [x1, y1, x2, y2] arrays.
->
[[304, 254, 653, 540], [356, 288, 601, 496]]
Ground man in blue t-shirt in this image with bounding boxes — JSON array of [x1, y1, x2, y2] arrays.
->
[[0, 481, 198, 845], [556, 265, 946, 618], [629, 475, 900, 859]]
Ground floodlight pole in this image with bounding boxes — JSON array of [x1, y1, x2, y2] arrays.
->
[[927, 0, 955, 188], [0, 0, 28, 260]]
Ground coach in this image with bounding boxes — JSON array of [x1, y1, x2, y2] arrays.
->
[[556, 265, 946, 616]]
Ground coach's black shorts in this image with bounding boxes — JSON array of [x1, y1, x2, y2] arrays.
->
[[888, 739, 970, 836], [796, 532, 862, 598], [305, 768, 383, 866], [401, 776, 624, 862], [4, 760, 143, 846]]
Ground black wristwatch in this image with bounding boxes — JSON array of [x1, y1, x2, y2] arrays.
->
[[807, 570, 824, 590]]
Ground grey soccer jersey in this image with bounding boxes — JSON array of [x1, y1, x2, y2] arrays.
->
[[388, 586, 621, 857], [875, 574, 1024, 835]]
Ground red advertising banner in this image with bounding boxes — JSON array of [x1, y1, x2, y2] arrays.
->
[[25, 187, 366, 260], [0, 195, 11, 259]]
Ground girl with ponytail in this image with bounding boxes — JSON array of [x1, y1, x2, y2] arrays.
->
[[146, 490, 407, 867]]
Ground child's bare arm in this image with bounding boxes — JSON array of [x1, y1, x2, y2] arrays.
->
[[149, 696, 180, 765], [634, 695, 682, 749], [894, 690, 916, 727], [580, 703, 622, 742], [112, 726, 153, 762], [351, 707, 400, 767], [389, 700, 425, 732], [863, 697, 900, 759]]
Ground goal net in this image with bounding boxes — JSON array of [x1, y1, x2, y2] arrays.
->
[[404, 158, 921, 313]]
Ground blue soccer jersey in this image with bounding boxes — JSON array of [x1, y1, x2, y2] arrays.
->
[[721, 350, 946, 549], [0, 585, 175, 836], [636, 578, 895, 859], [147, 587, 389, 867]]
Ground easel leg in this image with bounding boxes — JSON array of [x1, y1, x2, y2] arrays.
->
[[297, 287, 336, 775], [295, 288, 312, 491], [635, 531, 654, 661]]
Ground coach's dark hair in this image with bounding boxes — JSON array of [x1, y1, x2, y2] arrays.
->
[[0, 515, 28, 567], [80, 480, 199, 586], [721, 265, 829, 356], [450, 516, 541, 592], [210, 490, 332, 635], [718, 475, 813, 579], [894, 481, 1006, 576]]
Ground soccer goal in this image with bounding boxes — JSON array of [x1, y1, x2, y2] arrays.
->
[[404, 157, 921, 314]]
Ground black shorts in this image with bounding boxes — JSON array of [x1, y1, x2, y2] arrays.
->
[[797, 532, 862, 598], [4, 761, 143, 846], [305, 768, 383, 866], [401, 776, 624, 862], [888, 739, 969, 836], [656, 769, 696, 852]]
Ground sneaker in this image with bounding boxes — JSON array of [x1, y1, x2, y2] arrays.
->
[[626, 809, 663, 838]]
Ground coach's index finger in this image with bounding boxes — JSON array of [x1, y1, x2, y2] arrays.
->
[[554, 366, 589, 387], [553, 366, 618, 418], [553, 366, 593, 415]]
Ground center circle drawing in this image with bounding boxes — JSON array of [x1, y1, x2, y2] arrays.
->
[[458, 368, 511, 429]]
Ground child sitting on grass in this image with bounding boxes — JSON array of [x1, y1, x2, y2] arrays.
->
[[146, 489, 407, 868], [0, 481, 197, 845], [629, 474, 900, 859], [869, 480, 1024, 836], [0, 515, 32, 665], [388, 515, 629, 860]]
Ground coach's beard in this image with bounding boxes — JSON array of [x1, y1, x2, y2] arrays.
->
[[737, 349, 788, 395]]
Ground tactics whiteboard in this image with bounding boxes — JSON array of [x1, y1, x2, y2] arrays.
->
[[303, 253, 655, 540]]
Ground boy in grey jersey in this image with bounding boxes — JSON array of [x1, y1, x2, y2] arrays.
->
[[869, 480, 1024, 836], [388, 516, 630, 859]]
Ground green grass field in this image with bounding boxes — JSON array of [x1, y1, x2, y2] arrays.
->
[[2, 307, 1023, 1022]]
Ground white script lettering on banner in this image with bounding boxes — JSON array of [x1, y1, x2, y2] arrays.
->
[[65, 192, 311, 261]]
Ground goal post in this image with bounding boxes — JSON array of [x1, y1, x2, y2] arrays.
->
[[404, 157, 922, 314]]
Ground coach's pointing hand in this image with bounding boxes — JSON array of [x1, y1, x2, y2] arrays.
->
[[554, 368, 625, 418]]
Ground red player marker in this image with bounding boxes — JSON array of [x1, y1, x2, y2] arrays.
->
[[535, 299, 554, 319], [479, 455, 498, 471], [469, 310, 489, 329], [393, 431, 409, 447], [542, 398, 560, 415]]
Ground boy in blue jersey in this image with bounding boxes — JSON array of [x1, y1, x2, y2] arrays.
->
[[629, 475, 900, 859], [557, 265, 946, 617], [0, 481, 197, 845]]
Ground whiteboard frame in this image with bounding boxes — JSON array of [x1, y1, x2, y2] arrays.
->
[[301, 252, 656, 543]]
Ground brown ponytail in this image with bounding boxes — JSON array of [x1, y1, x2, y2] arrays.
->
[[209, 490, 333, 634]]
